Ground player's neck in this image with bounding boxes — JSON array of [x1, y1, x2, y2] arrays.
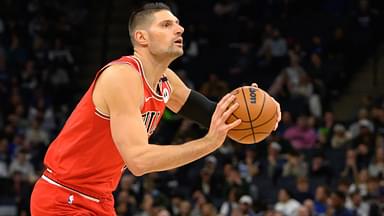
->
[[133, 51, 171, 90]]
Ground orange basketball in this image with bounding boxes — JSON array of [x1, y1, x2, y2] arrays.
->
[[227, 86, 278, 144]]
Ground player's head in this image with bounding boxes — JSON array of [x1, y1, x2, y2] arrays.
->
[[128, 2, 184, 58]]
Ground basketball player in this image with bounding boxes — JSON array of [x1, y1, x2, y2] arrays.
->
[[30, 3, 280, 215]]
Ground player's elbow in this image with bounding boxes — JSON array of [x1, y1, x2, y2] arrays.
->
[[125, 155, 151, 177], [126, 162, 146, 176], [129, 167, 145, 177]]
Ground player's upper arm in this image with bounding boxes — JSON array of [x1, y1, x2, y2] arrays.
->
[[95, 64, 149, 175], [165, 68, 191, 113]]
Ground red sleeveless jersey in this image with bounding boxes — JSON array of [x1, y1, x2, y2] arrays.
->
[[43, 56, 172, 199]]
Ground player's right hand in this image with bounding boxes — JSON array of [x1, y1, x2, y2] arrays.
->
[[205, 93, 241, 148]]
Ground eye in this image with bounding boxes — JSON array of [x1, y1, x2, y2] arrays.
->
[[162, 21, 172, 28]]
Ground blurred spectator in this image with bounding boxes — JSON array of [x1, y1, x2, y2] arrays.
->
[[351, 120, 375, 149], [282, 151, 308, 178], [293, 177, 313, 203], [293, 73, 322, 118], [318, 111, 336, 146], [27, 95, 56, 136], [368, 146, 384, 178], [154, 207, 171, 216], [219, 187, 239, 216], [222, 164, 250, 199], [309, 35, 324, 55], [10, 171, 32, 215], [275, 111, 294, 136], [258, 28, 288, 68], [366, 176, 381, 201], [372, 106, 384, 136], [199, 73, 229, 101], [274, 188, 301, 216], [200, 202, 217, 216], [313, 185, 330, 215], [348, 110, 374, 139], [179, 200, 192, 216], [283, 115, 317, 150], [341, 149, 359, 181], [260, 142, 284, 182], [345, 191, 370, 216], [135, 193, 154, 216], [190, 190, 208, 216], [169, 194, 183, 216], [9, 149, 36, 183], [302, 199, 314, 216], [269, 53, 305, 98], [25, 119, 49, 146], [116, 190, 136, 216], [193, 167, 218, 199], [355, 143, 371, 169], [305, 53, 326, 95], [0, 137, 9, 177], [238, 148, 259, 183], [348, 169, 369, 197], [238, 195, 256, 216], [0, 160, 7, 177], [331, 123, 352, 149], [309, 152, 333, 184], [327, 191, 355, 216], [48, 37, 74, 68], [337, 178, 352, 195], [296, 205, 311, 216]]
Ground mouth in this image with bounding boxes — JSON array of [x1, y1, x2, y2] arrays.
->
[[174, 38, 183, 47]]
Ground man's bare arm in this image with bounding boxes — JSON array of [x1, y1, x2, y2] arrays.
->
[[95, 65, 240, 176]]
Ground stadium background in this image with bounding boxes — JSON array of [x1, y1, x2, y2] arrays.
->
[[0, 0, 383, 215]]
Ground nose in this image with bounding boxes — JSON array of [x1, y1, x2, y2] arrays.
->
[[176, 23, 184, 35]]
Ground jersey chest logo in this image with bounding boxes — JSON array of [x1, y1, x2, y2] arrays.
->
[[142, 111, 160, 136]]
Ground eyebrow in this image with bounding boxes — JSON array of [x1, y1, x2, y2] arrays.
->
[[160, 19, 179, 24]]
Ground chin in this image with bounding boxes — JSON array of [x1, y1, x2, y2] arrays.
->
[[170, 50, 183, 59]]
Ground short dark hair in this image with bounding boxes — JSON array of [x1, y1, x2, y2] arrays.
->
[[128, 2, 171, 44]]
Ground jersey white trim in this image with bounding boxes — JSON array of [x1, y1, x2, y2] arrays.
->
[[95, 111, 110, 120], [95, 107, 110, 117], [131, 56, 164, 100], [41, 175, 100, 203]]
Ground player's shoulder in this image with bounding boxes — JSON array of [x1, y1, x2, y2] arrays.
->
[[100, 63, 141, 84]]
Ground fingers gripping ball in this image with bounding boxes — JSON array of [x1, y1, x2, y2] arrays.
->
[[227, 86, 278, 144]]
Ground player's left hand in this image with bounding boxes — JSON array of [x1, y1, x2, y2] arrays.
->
[[251, 83, 281, 131]]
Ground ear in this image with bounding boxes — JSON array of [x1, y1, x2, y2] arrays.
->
[[134, 30, 148, 46]]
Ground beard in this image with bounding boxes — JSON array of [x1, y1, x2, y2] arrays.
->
[[166, 45, 183, 58], [149, 43, 184, 60]]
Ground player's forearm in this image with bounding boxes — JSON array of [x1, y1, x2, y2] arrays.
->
[[127, 136, 217, 176]]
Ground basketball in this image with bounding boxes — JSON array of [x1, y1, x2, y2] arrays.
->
[[227, 86, 278, 144]]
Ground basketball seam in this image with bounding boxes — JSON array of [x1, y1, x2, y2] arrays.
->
[[230, 106, 277, 131], [253, 106, 278, 128], [239, 132, 270, 142], [241, 87, 256, 143]]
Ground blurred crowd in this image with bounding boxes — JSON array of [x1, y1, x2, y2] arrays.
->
[[0, 0, 88, 215], [0, 0, 384, 215]]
